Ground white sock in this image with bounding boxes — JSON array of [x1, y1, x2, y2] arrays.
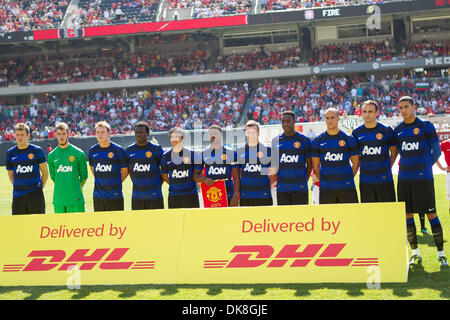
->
[[437, 250, 446, 258], [412, 248, 421, 257]]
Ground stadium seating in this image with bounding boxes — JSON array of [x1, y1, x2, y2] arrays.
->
[[0, 82, 249, 140], [76, 0, 159, 26], [246, 75, 449, 125], [0, 0, 69, 32], [165, 0, 253, 18]]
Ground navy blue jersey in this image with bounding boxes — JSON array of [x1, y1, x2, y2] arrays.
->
[[394, 118, 439, 182], [5, 144, 47, 198], [271, 132, 311, 193], [237, 143, 272, 199], [352, 123, 395, 185], [126, 142, 163, 201], [311, 131, 358, 191], [202, 146, 238, 200], [161, 147, 202, 196], [88, 142, 128, 200]]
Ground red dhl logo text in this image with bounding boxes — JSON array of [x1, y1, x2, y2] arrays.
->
[[2, 248, 155, 272], [204, 244, 378, 268]]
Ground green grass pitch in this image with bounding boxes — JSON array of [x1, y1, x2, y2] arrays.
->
[[0, 166, 448, 300]]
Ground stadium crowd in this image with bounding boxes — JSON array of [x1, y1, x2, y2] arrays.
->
[[0, 72, 447, 141], [0, 49, 209, 87], [0, 0, 69, 33], [1, 40, 448, 87], [74, 0, 159, 26], [0, 82, 248, 140], [165, 0, 252, 18], [246, 74, 449, 125]]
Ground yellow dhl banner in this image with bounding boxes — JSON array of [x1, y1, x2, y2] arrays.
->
[[0, 203, 407, 286]]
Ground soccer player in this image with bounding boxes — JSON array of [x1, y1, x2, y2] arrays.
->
[[47, 122, 88, 213], [88, 121, 129, 212], [271, 111, 312, 205], [126, 121, 164, 210], [352, 100, 398, 203], [161, 127, 203, 209], [311, 108, 360, 204], [394, 96, 447, 267], [6, 122, 49, 215], [237, 120, 275, 207], [194, 125, 240, 206], [436, 138, 450, 213]]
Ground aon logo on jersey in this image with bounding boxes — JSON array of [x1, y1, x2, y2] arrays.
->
[[95, 163, 112, 172], [208, 166, 226, 175], [402, 141, 419, 152], [362, 146, 382, 156], [16, 165, 33, 173], [133, 163, 151, 172], [324, 152, 343, 161], [172, 169, 189, 179], [57, 165, 73, 173], [244, 164, 261, 172], [280, 154, 299, 163]]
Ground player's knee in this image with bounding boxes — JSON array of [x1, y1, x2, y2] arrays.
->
[[426, 213, 437, 220]]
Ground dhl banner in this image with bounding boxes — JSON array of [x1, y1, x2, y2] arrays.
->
[[200, 180, 228, 208], [178, 203, 408, 284], [0, 210, 185, 286], [0, 203, 407, 286]]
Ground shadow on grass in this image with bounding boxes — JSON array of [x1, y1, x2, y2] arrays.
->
[[0, 265, 448, 300]]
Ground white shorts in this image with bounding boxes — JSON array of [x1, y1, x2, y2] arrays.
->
[[312, 185, 320, 205], [446, 173, 450, 200]]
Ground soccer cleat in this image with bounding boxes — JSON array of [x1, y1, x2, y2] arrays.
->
[[421, 228, 430, 234], [438, 256, 448, 267], [409, 254, 422, 266]]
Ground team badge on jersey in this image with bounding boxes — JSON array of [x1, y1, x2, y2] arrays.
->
[[183, 157, 190, 164], [257, 152, 263, 158], [146, 151, 152, 158], [108, 152, 114, 159], [294, 141, 301, 149], [413, 128, 420, 135], [28, 153, 34, 160], [69, 155, 75, 162], [376, 133, 383, 140], [338, 140, 346, 147], [222, 154, 227, 161]]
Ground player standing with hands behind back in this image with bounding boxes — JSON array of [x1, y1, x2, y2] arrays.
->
[[394, 96, 447, 267], [48, 122, 88, 213]]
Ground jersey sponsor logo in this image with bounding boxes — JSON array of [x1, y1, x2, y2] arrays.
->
[[69, 156, 75, 162], [294, 142, 301, 149], [280, 154, 299, 163], [338, 140, 346, 147], [57, 165, 73, 173], [244, 163, 261, 173], [133, 163, 151, 172], [324, 152, 343, 161], [376, 133, 383, 140], [107, 152, 114, 159], [145, 151, 152, 158], [402, 141, 419, 151], [28, 153, 35, 160], [95, 163, 112, 172], [172, 169, 189, 179], [16, 165, 33, 174], [362, 146, 382, 156], [208, 166, 227, 175], [413, 128, 420, 135]]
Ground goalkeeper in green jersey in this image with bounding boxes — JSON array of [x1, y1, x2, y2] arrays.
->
[[48, 122, 88, 213]]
